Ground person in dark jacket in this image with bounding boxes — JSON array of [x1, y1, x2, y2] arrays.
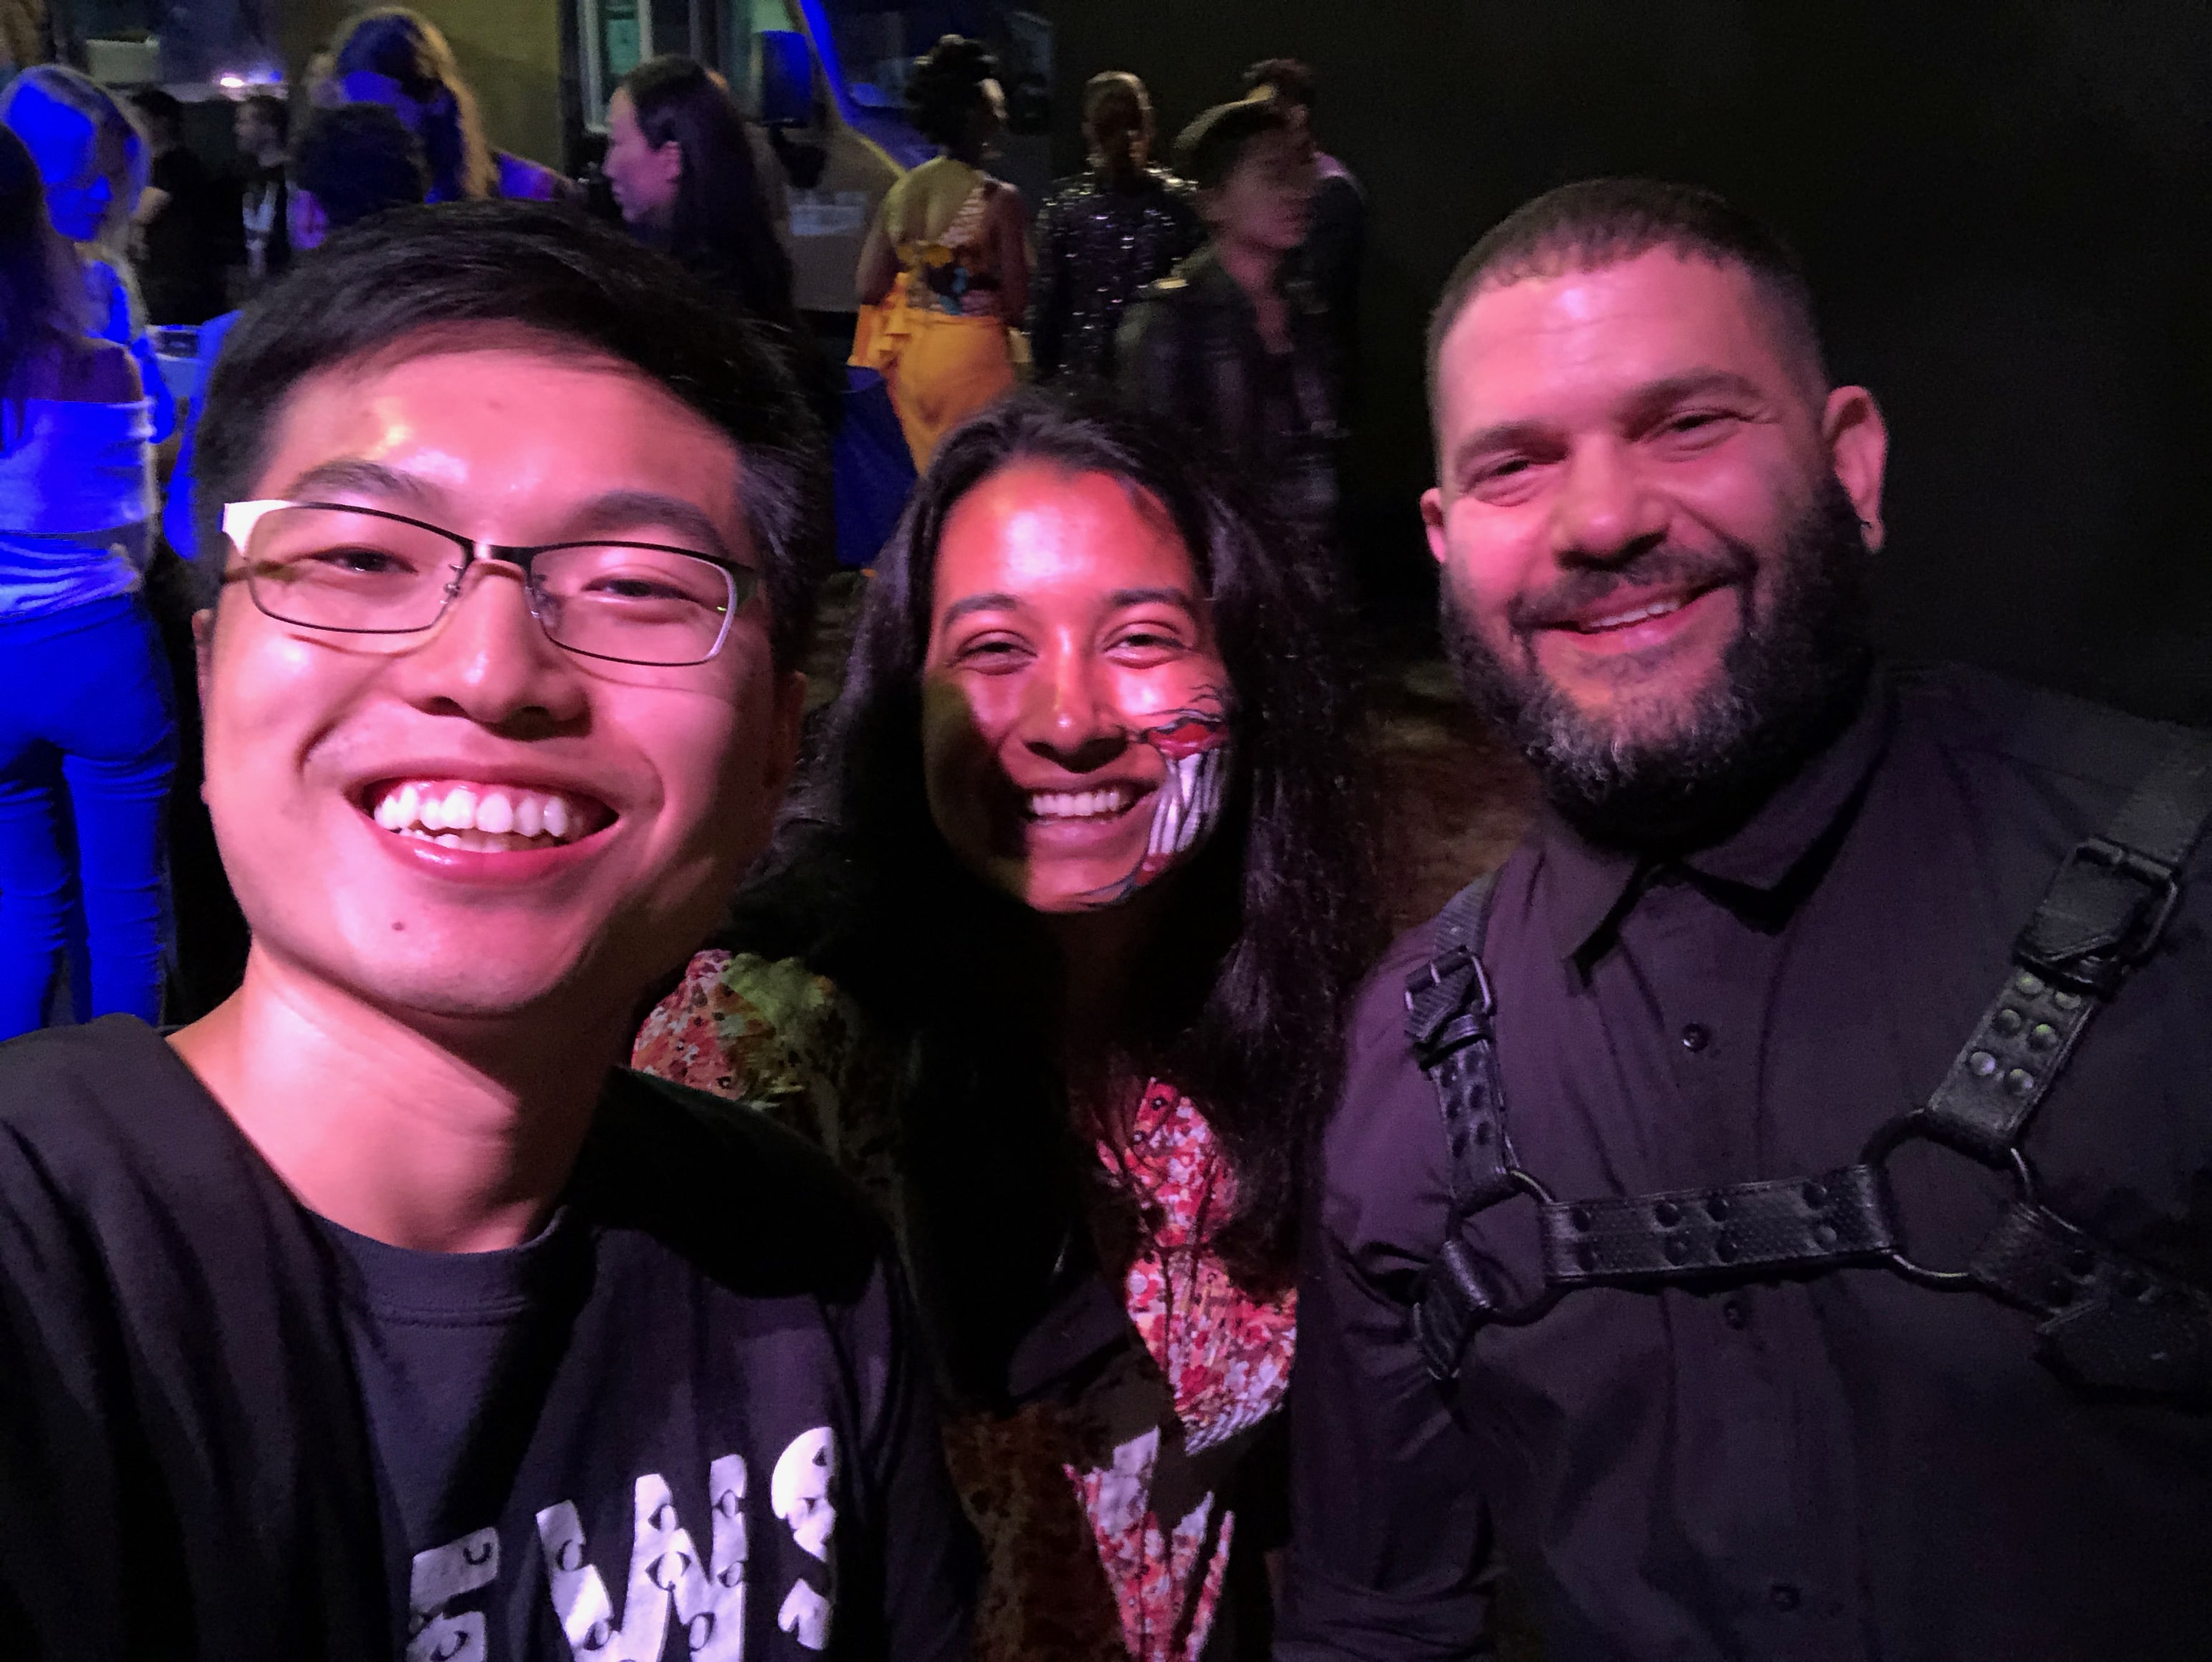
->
[[1278, 177, 2212, 1661], [1239, 57, 1364, 363], [0, 201, 975, 1661], [1026, 71, 1199, 382], [125, 88, 228, 324], [1117, 98, 1337, 554]]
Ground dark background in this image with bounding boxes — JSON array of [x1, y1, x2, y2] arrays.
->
[[1037, 0, 2212, 723]]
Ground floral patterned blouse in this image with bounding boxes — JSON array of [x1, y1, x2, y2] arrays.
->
[[633, 949, 1297, 1661]]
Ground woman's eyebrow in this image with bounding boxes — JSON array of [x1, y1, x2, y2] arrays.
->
[[1106, 586, 1198, 611], [938, 591, 1024, 628]]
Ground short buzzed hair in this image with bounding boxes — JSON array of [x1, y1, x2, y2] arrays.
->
[[1427, 178, 1828, 411]]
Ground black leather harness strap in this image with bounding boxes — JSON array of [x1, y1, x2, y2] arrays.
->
[[1405, 729, 2212, 1392], [1404, 873, 1516, 1378], [1923, 731, 2212, 1161], [1539, 1165, 1897, 1286]]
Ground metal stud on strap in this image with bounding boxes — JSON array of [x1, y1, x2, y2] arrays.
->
[[1922, 966, 2099, 1164], [1540, 1164, 1898, 1284]]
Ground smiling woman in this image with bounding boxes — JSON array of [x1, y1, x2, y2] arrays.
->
[[633, 385, 1375, 1659]]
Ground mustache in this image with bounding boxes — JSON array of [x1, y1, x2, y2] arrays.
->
[[1506, 541, 1759, 635]]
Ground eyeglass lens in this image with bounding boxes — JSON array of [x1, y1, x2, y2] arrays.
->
[[237, 505, 749, 666]]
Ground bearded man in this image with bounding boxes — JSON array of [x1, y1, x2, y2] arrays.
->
[[1277, 178, 2212, 1661]]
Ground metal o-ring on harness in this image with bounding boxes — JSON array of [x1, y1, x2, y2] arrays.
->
[[1860, 1110, 2038, 1289]]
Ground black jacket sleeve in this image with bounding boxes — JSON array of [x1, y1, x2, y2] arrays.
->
[[848, 1246, 979, 1661], [1115, 287, 1183, 425], [1276, 931, 1499, 1661]]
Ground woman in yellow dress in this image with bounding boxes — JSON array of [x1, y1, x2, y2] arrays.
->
[[853, 36, 1029, 468]]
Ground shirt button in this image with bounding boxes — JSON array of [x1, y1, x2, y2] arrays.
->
[[1680, 1023, 1711, 1053], [1768, 1582, 1802, 1613], [1722, 1299, 1749, 1330]]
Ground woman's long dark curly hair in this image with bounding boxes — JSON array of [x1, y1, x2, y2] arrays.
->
[[718, 387, 1373, 1395], [620, 57, 797, 335]]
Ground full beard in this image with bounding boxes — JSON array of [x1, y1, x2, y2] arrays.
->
[[1443, 475, 1875, 851]]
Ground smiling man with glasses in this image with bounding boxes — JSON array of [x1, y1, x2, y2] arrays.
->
[[0, 202, 976, 1661]]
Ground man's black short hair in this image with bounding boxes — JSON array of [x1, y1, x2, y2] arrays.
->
[[1241, 57, 1316, 112], [126, 87, 183, 140], [1427, 178, 1829, 414], [1174, 99, 1291, 194], [241, 92, 289, 140], [289, 104, 426, 232], [193, 200, 828, 670]]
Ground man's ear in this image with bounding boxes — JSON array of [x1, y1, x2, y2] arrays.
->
[[191, 606, 217, 794], [1420, 485, 1450, 567], [1823, 385, 1889, 552]]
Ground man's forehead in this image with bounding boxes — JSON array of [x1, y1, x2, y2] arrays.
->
[[255, 336, 745, 535], [1438, 249, 1804, 421]]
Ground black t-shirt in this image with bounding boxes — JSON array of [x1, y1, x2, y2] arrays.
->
[[139, 148, 230, 324], [315, 1210, 567, 1551], [0, 1017, 975, 1661]]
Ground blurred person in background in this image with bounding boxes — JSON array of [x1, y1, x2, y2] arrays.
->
[[327, 6, 564, 203], [1, 65, 174, 441], [0, 125, 168, 1038], [1241, 57, 1364, 363], [634, 386, 1375, 1659], [1028, 71, 1199, 384], [1119, 100, 1337, 558], [165, 102, 427, 562], [603, 57, 801, 341], [125, 88, 228, 325], [853, 35, 1027, 469], [234, 92, 290, 285]]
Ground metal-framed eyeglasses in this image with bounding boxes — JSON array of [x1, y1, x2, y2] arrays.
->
[[218, 499, 759, 668]]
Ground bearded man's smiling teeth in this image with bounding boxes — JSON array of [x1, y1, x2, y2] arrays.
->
[[1574, 595, 1691, 633], [368, 780, 609, 852]]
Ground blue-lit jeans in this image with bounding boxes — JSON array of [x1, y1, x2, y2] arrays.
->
[[0, 592, 177, 1037]]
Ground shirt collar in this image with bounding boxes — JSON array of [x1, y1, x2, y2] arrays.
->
[[1537, 670, 1895, 960]]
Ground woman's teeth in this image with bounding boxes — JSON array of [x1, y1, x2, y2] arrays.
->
[[1026, 787, 1135, 822], [370, 781, 597, 851]]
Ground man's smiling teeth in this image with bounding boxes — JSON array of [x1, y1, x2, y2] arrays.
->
[[1027, 786, 1136, 822], [1576, 595, 1690, 633], [370, 781, 595, 851]]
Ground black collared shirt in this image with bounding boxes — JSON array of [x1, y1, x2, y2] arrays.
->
[[1279, 666, 2212, 1661]]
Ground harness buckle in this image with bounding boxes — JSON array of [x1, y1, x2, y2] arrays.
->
[[1404, 943, 1496, 1064], [2017, 835, 2183, 996]]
